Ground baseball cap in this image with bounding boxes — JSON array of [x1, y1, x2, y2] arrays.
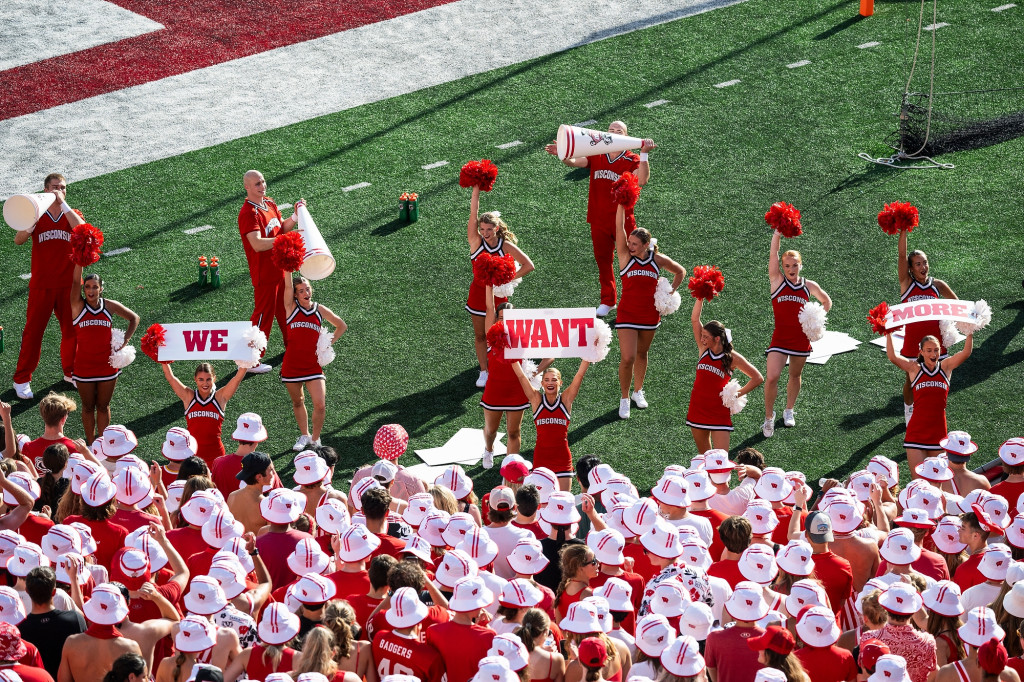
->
[[804, 510, 834, 543], [236, 452, 272, 481], [746, 624, 795, 655], [577, 637, 608, 669], [488, 486, 516, 511]]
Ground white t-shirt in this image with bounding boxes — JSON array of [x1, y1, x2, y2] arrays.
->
[[664, 514, 713, 546], [20, 587, 78, 614], [961, 581, 1002, 614], [708, 478, 756, 517], [487, 523, 534, 580]]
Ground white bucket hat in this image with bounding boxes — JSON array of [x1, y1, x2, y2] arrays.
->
[[441, 513, 478, 548], [221, 536, 255, 573], [127, 530, 169, 571], [208, 557, 247, 599], [867, 455, 899, 488], [293, 452, 330, 486], [456, 527, 499, 567], [933, 516, 968, 554], [185, 575, 229, 615], [623, 498, 659, 537], [895, 508, 936, 530], [559, 600, 602, 634], [907, 486, 944, 521], [845, 470, 875, 503], [703, 449, 735, 474], [796, 605, 840, 647], [1006, 514, 1024, 549], [202, 509, 243, 549], [69, 459, 101, 495], [400, 535, 435, 566], [56, 552, 89, 586], [587, 464, 617, 494], [652, 475, 690, 508], [165, 480, 187, 514], [0, 586, 25, 625], [776, 540, 815, 577], [587, 528, 625, 566], [681, 538, 711, 571], [260, 488, 306, 525], [725, 581, 770, 622], [231, 412, 268, 442], [922, 581, 964, 617], [879, 529, 921, 566], [176, 615, 217, 653], [181, 490, 223, 527], [743, 499, 779, 535], [292, 573, 337, 604], [99, 425, 138, 458], [940, 430, 978, 457], [3, 473, 39, 505], [540, 491, 582, 526], [488, 633, 530, 671], [738, 544, 779, 585], [471, 658, 518, 682], [999, 438, 1024, 466], [754, 468, 792, 502], [661, 635, 705, 677], [679, 602, 714, 640], [162, 427, 199, 462], [825, 500, 863, 534], [879, 582, 923, 616], [402, 493, 435, 527], [868, 656, 911, 682], [113, 455, 148, 475], [1003, 582, 1024, 619], [0, 531, 22, 570], [915, 456, 954, 482], [681, 470, 715, 502], [782, 472, 812, 507], [978, 543, 1013, 581], [601, 504, 633, 540], [81, 471, 116, 507], [287, 538, 331, 576], [42, 525, 81, 563], [958, 607, 1005, 648], [435, 549, 478, 589], [975, 495, 1012, 532], [449, 575, 494, 612], [635, 614, 676, 657], [584, 595, 612, 633], [650, 581, 689, 618], [499, 579, 543, 609], [506, 537, 548, 576], [258, 602, 301, 645], [522, 468, 557, 503], [595, 577, 633, 612], [897, 479, 931, 510], [315, 498, 350, 535], [417, 509, 451, 548], [84, 583, 129, 625], [435, 465, 473, 500], [640, 519, 683, 559], [386, 586, 428, 628], [599, 477, 638, 510], [7, 543, 47, 577], [349, 477, 381, 511], [1009, 561, 1024, 587], [336, 525, 381, 563], [856, 578, 890, 615]]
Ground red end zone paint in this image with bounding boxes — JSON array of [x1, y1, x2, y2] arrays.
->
[[0, 0, 458, 121]]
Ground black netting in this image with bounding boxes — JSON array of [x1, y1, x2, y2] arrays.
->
[[894, 88, 1024, 156]]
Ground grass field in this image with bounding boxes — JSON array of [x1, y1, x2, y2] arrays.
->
[[1, 0, 1022, 495]]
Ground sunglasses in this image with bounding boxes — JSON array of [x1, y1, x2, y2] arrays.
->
[[583, 559, 599, 566], [304, 601, 327, 610]]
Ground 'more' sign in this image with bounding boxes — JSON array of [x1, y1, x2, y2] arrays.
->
[[502, 308, 596, 359], [886, 300, 978, 329], [158, 322, 257, 361]]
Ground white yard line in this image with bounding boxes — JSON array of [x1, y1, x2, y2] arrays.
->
[[857, 41, 881, 48], [786, 60, 811, 69], [183, 225, 215, 235], [644, 99, 670, 108], [104, 247, 131, 256], [992, 3, 1016, 10], [714, 79, 741, 88], [574, 119, 598, 126], [923, 22, 949, 30], [496, 140, 523, 149], [18, 274, 31, 280], [342, 182, 371, 192], [421, 161, 449, 170]]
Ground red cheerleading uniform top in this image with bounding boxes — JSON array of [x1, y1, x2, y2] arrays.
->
[[281, 301, 325, 382], [30, 208, 75, 289], [900, 277, 947, 358], [616, 251, 660, 330], [238, 198, 284, 287], [185, 389, 226, 467], [767, 277, 812, 356], [480, 346, 529, 412], [72, 299, 120, 383], [586, 152, 640, 226], [246, 644, 295, 680], [904, 360, 949, 450], [466, 237, 508, 316], [685, 349, 733, 431], [532, 395, 572, 475]]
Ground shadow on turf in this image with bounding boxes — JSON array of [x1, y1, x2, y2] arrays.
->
[[812, 14, 867, 41], [953, 300, 1024, 393], [1, 381, 72, 419], [570, 407, 626, 445]]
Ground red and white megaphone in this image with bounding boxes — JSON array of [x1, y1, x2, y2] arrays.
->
[[3, 193, 57, 231], [555, 124, 645, 160], [294, 205, 336, 280]]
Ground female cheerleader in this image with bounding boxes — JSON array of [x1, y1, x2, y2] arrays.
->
[[466, 185, 534, 388], [762, 231, 831, 436], [897, 230, 958, 422], [281, 270, 347, 451], [887, 332, 973, 474], [686, 298, 763, 453], [161, 362, 248, 469], [613, 203, 686, 419], [69, 264, 139, 443], [512, 359, 590, 492]]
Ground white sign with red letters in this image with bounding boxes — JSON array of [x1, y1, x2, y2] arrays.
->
[[158, 322, 255, 361]]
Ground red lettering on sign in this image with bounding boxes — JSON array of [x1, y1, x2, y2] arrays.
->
[[183, 330, 210, 352], [549, 319, 569, 348], [914, 303, 932, 316], [951, 303, 969, 317], [569, 318, 595, 346], [530, 321, 550, 348], [210, 330, 228, 352], [891, 307, 916, 323], [508, 320, 533, 348], [932, 302, 951, 316]]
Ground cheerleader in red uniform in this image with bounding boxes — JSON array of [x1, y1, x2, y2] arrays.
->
[[887, 332, 973, 474], [281, 270, 346, 451], [613, 203, 686, 419], [466, 185, 534, 389], [897, 230, 958, 423], [161, 362, 248, 468], [762, 231, 832, 437], [68, 264, 139, 444], [512, 358, 590, 492], [686, 298, 763, 453]]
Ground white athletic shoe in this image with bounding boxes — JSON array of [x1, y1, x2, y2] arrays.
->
[[312, 439, 322, 447], [904, 403, 914, 425], [249, 363, 273, 374], [619, 398, 631, 419], [762, 412, 776, 438], [596, 304, 613, 317], [476, 371, 489, 388], [783, 409, 796, 427], [482, 450, 494, 469], [293, 434, 313, 451], [13, 382, 33, 400], [631, 390, 649, 409], [63, 375, 74, 384]]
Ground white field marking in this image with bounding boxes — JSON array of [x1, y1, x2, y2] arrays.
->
[[786, 60, 811, 68], [277, 203, 293, 210], [104, 247, 131, 256], [496, 140, 523, 149], [421, 160, 449, 170], [0, 0, 163, 71], [857, 41, 881, 48], [183, 224, 215, 235], [714, 79, 741, 88], [574, 119, 599, 126], [0, 0, 753, 195], [342, 182, 371, 192], [923, 22, 949, 30], [644, 99, 670, 108], [19, 274, 31, 280], [992, 3, 1016, 10]]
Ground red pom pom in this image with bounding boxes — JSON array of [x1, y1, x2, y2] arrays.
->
[[459, 159, 499, 192], [473, 252, 516, 286], [612, 172, 641, 209], [271, 231, 306, 272], [877, 202, 919, 235], [373, 424, 409, 461], [688, 265, 726, 301], [69, 223, 104, 266], [486, 322, 511, 363], [140, 323, 168, 363], [764, 202, 802, 238], [867, 302, 902, 336]]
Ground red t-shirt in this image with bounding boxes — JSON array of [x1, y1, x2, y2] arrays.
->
[[111, 508, 161, 534], [425, 621, 496, 682], [1, 663, 53, 682], [877, 549, 950, 583], [510, 520, 545, 541], [372, 630, 444, 682], [128, 580, 183, 622], [589, 571, 642, 634], [29, 208, 76, 289], [811, 551, 854, 618], [21, 436, 76, 469], [18, 514, 54, 546], [61, 516, 128, 569], [345, 592, 383, 636], [954, 553, 985, 592], [585, 152, 641, 225], [708, 559, 746, 589], [255, 529, 313, 589], [773, 506, 807, 545], [185, 547, 219, 590], [705, 625, 765, 682], [623, 542, 658, 582], [990, 480, 1024, 516], [691, 508, 729, 561], [210, 453, 244, 497], [795, 645, 858, 682], [238, 198, 284, 287], [166, 526, 207, 568], [371, 534, 407, 561], [327, 570, 371, 604]]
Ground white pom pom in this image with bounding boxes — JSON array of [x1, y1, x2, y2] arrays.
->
[[956, 299, 992, 335], [798, 302, 827, 343], [236, 326, 267, 368], [938, 319, 959, 350], [316, 329, 336, 367], [720, 380, 747, 415], [580, 319, 613, 363], [107, 329, 136, 369], [520, 359, 541, 390], [110, 329, 125, 350], [493, 277, 522, 299], [653, 277, 681, 316]]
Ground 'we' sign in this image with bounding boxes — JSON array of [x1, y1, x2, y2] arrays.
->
[[158, 322, 255, 361]]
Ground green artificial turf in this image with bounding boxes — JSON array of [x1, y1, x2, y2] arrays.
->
[[2, 0, 1022, 495]]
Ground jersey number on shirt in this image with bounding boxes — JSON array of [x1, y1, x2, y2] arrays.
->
[[377, 660, 416, 678]]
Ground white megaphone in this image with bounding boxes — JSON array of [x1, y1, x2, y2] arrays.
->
[[294, 204, 335, 280], [555, 124, 645, 160], [3, 193, 57, 231]]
